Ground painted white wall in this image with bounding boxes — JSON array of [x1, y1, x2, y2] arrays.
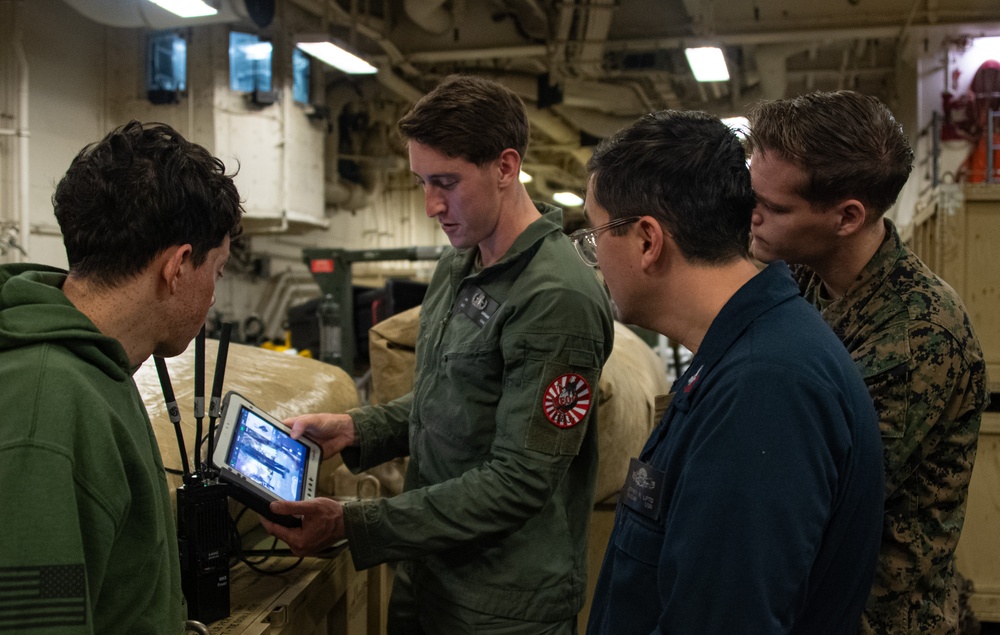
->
[[0, 2, 18, 257], [14, 0, 109, 267], [0, 0, 445, 337]]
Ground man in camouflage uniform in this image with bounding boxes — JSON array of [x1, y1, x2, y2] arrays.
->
[[747, 90, 990, 634]]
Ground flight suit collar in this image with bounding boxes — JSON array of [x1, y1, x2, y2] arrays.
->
[[450, 202, 565, 283]]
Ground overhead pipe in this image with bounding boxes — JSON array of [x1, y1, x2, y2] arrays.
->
[[556, 106, 640, 139], [324, 85, 362, 211], [375, 68, 423, 104], [606, 25, 914, 51], [254, 269, 318, 341], [406, 45, 547, 64], [402, 0, 452, 36], [475, 72, 644, 163], [325, 128, 397, 212], [286, 0, 426, 102], [286, 0, 421, 77], [542, 0, 574, 86], [484, 71, 649, 114], [755, 43, 811, 101], [322, 85, 402, 213], [571, 0, 616, 79], [500, 0, 547, 41], [393, 25, 920, 64]]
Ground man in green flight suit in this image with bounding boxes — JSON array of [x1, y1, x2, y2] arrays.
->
[[747, 90, 990, 635], [261, 74, 615, 634]]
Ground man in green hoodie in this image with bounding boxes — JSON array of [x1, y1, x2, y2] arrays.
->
[[0, 121, 243, 634]]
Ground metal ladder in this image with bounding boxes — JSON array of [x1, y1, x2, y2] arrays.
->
[[988, 109, 1000, 183]]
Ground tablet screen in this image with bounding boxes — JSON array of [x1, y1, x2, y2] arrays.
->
[[226, 405, 307, 501]]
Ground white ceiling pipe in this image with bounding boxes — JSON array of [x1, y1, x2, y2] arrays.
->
[[572, 0, 616, 79], [375, 69, 423, 104], [556, 107, 640, 139], [392, 25, 927, 64], [403, 0, 452, 36], [406, 45, 548, 64], [755, 43, 811, 101]]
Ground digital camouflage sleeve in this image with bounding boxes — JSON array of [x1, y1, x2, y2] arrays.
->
[[794, 220, 989, 635]]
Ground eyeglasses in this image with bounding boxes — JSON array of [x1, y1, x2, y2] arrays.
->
[[569, 216, 642, 266]]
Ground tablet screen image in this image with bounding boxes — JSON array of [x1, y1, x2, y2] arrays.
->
[[227, 406, 307, 501]]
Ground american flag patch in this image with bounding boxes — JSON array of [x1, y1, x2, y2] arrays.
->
[[0, 564, 87, 631]]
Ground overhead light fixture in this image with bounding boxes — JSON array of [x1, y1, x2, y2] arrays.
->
[[146, 0, 218, 18], [685, 47, 730, 82], [519, 171, 533, 183], [296, 39, 377, 75], [553, 191, 583, 207]]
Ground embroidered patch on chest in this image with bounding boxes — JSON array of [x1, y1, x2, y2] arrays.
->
[[454, 284, 500, 327], [542, 373, 592, 428], [623, 457, 665, 520]]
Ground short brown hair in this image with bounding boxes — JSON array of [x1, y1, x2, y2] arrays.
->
[[746, 90, 913, 217], [397, 74, 529, 166]]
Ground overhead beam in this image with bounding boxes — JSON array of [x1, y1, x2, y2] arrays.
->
[[397, 20, 1000, 66]]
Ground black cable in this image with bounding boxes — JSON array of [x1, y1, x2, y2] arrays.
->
[[228, 507, 269, 565], [243, 556, 304, 576], [226, 503, 304, 575], [233, 503, 251, 525], [240, 548, 299, 557]]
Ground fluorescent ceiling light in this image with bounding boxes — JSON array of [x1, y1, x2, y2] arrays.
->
[[296, 41, 377, 75], [519, 170, 533, 183], [146, 0, 218, 18], [553, 191, 583, 207], [685, 47, 730, 82]]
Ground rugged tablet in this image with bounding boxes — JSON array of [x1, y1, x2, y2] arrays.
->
[[212, 392, 321, 528]]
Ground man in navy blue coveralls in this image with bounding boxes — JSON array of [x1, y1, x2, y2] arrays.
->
[[574, 110, 885, 634]]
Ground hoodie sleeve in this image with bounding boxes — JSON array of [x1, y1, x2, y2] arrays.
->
[[0, 443, 112, 635]]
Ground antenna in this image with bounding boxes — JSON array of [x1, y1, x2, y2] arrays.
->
[[194, 326, 206, 474], [154, 355, 190, 480], [207, 322, 232, 472], [171, 328, 233, 623]]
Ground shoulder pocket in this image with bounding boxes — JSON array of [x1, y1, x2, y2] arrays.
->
[[852, 323, 911, 440], [519, 345, 601, 456]]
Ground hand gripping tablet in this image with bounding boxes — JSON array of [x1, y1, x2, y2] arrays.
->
[[211, 392, 322, 528]]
